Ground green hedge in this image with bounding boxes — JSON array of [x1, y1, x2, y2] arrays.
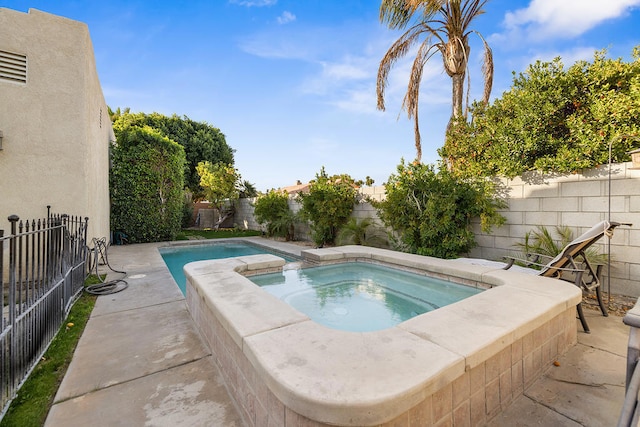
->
[[110, 124, 185, 243]]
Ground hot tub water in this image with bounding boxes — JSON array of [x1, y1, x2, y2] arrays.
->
[[250, 262, 482, 332]]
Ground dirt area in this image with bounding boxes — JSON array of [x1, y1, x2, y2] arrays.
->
[[582, 292, 638, 317]]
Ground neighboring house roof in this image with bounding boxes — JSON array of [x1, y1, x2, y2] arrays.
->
[[279, 178, 361, 195], [279, 183, 311, 195]]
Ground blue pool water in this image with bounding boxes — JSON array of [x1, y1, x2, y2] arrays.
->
[[249, 262, 482, 332], [159, 241, 297, 294]]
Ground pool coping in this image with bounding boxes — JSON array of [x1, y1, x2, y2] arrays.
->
[[185, 245, 582, 426]]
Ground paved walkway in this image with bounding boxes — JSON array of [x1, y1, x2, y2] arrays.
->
[[45, 239, 630, 426], [488, 309, 628, 426]]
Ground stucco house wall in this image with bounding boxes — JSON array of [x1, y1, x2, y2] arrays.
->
[[0, 8, 112, 241]]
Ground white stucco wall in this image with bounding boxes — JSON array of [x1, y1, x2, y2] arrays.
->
[[0, 8, 112, 241]]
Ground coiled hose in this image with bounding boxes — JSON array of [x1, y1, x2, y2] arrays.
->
[[86, 237, 129, 295]]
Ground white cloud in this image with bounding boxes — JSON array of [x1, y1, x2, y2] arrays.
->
[[330, 87, 379, 114], [322, 57, 372, 81], [239, 27, 334, 60], [229, 0, 276, 7], [240, 24, 450, 118], [277, 11, 296, 24], [504, 0, 640, 40], [239, 34, 312, 60], [300, 55, 374, 100]]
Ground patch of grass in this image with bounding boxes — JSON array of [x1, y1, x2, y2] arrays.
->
[[0, 278, 99, 427], [176, 228, 262, 240]]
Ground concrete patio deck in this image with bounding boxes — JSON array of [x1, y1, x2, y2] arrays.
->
[[44, 238, 629, 426]]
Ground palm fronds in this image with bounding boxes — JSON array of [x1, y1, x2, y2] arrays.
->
[[514, 225, 610, 267]]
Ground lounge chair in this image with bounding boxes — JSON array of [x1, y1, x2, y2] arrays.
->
[[459, 220, 632, 333]]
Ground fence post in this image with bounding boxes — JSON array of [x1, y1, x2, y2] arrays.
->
[[82, 217, 89, 275], [7, 215, 19, 391]]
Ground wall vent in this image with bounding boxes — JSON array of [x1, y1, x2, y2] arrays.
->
[[0, 50, 27, 84]]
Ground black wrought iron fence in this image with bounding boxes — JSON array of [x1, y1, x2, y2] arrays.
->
[[0, 209, 88, 416]]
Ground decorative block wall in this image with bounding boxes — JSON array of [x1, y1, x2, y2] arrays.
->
[[469, 163, 640, 297]]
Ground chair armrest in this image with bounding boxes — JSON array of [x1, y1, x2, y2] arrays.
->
[[525, 252, 555, 262], [503, 255, 548, 270], [503, 256, 586, 274]]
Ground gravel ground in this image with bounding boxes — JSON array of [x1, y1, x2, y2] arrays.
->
[[582, 292, 638, 317]]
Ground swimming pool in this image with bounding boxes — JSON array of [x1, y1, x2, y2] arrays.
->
[[159, 241, 298, 294], [250, 262, 481, 332]]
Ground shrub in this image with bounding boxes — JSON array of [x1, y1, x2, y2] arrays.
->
[[373, 160, 505, 258], [336, 217, 388, 247], [297, 168, 359, 247], [253, 190, 295, 240], [181, 201, 194, 228]]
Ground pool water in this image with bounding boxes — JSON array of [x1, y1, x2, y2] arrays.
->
[[249, 262, 482, 332], [160, 241, 297, 294]]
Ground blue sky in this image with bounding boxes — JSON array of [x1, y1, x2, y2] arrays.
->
[[5, 1, 640, 190]]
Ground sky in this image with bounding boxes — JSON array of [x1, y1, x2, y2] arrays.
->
[[4, 1, 640, 191]]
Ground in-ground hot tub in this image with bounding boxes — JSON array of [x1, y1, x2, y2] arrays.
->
[[249, 261, 484, 332], [184, 245, 581, 426]]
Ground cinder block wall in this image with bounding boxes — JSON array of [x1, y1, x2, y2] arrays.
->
[[234, 199, 262, 232], [234, 163, 640, 296], [234, 198, 311, 240], [469, 163, 640, 296], [234, 188, 386, 243]]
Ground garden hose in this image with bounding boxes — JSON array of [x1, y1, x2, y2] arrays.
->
[[86, 237, 129, 295]]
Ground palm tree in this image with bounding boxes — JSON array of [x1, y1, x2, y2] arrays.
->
[[376, 0, 493, 161], [108, 106, 130, 122], [239, 180, 259, 198]]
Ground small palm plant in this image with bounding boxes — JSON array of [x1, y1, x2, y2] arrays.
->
[[336, 217, 388, 247], [514, 225, 609, 268], [253, 190, 297, 241], [268, 210, 297, 241]]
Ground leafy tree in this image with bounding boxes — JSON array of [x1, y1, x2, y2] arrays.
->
[[253, 190, 296, 240], [373, 160, 505, 258], [377, 0, 493, 160], [110, 124, 185, 242], [297, 168, 360, 247], [196, 161, 241, 229], [109, 110, 234, 197], [441, 47, 640, 177]]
